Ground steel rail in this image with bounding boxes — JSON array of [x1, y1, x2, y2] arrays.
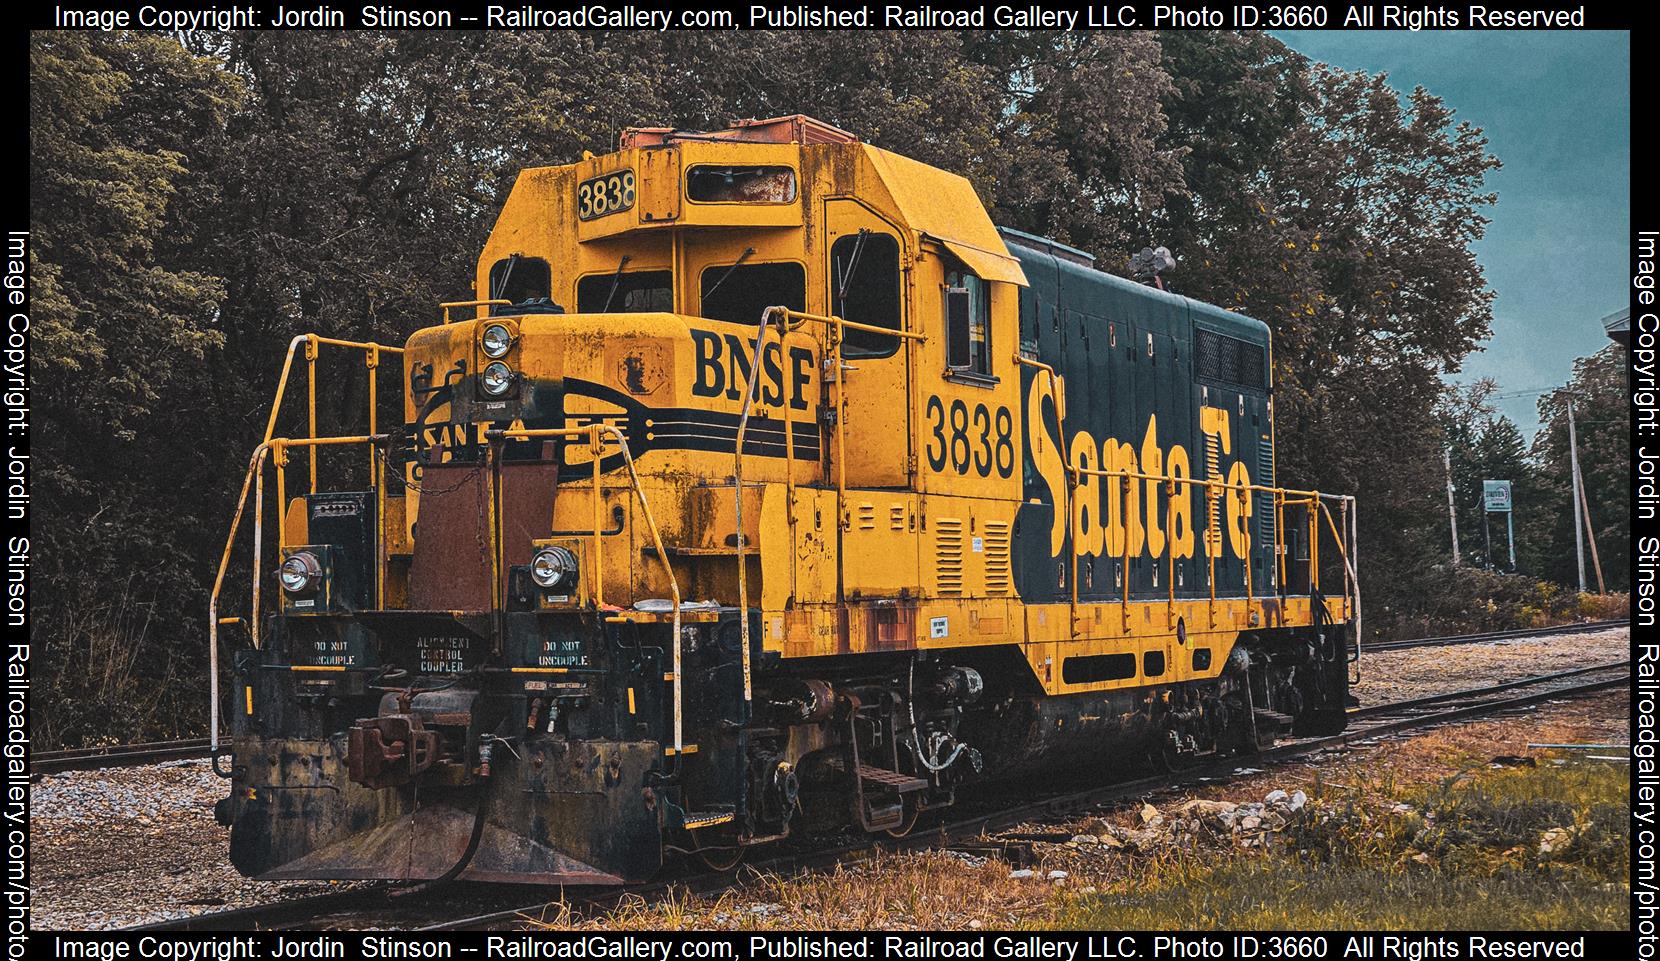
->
[[1364, 618, 1627, 653]]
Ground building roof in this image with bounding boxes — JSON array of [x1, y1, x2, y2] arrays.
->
[[1603, 307, 1630, 346]]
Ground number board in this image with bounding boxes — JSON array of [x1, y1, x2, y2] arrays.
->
[[578, 169, 636, 221]]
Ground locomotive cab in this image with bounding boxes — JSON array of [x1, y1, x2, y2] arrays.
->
[[212, 116, 1359, 885]]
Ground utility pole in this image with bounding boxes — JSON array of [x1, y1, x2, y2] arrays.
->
[[1565, 395, 1588, 593], [1506, 509, 1517, 570], [1443, 447, 1461, 565], [1575, 464, 1607, 594]]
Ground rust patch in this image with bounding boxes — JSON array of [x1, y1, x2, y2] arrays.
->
[[408, 464, 492, 610], [610, 342, 667, 396], [867, 602, 917, 651], [407, 461, 556, 610]]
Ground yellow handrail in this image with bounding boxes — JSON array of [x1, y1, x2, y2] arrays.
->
[[441, 299, 512, 323], [215, 332, 403, 749], [1064, 461, 1356, 627], [208, 444, 271, 752], [493, 424, 687, 756]]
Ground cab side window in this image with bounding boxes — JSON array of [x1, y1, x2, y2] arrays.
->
[[832, 233, 901, 357], [945, 265, 990, 377]]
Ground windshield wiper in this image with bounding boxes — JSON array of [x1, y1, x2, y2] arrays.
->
[[835, 229, 870, 308], [701, 247, 756, 304], [491, 253, 521, 301], [599, 255, 634, 313]]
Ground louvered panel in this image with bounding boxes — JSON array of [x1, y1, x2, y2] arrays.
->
[[855, 502, 877, 530], [935, 517, 964, 596], [983, 520, 1012, 595], [1204, 432, 1223, 557], [1257, 437, 1276, 578]]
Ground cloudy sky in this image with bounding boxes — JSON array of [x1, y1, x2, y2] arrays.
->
[[1273, 30, 1630, 432]]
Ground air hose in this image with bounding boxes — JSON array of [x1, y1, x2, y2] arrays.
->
[[389, 739, 495, 897]]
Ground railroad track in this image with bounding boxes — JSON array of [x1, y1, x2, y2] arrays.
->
[[41, 620, 1626, 778], [1362, 618, 1627, 653], [32, 738, 213, 775], [131, 657, 1629, 933]]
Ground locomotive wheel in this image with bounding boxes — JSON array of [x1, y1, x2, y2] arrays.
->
[[1156, 739, 1204, 774]]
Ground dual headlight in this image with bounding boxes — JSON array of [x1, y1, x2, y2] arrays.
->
[[279, 550, 323, 595], [480, 323, 516, 396], [530, 546, 579, 592]]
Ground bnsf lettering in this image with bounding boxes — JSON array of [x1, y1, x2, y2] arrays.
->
[[691, 329, 813, 410]]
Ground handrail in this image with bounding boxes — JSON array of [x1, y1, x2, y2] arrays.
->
[[730, 306, 926, 704], [493, 424, 686, 756], [730, 307, 789, 707], [215, 333, 404, 751], [1065, 460, 1357, 630], [262, 334, 405, 444], [208, 444, 271, 753], [440, 299, 511, 323]]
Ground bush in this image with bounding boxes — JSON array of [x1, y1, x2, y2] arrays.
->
[[1365, 564, 1623, 641]]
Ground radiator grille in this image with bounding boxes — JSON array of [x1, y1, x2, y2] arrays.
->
[[983, 520, 1012, 595], [1195, 328, 1266, 390], [935, 518, 964, 596]]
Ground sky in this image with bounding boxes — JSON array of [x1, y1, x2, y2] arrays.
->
[[1272, 30, 1630, 433]]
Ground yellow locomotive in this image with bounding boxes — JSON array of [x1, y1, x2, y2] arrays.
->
[[210, 115, 1360, 883]]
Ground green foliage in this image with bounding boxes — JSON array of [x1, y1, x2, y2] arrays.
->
[[30, 33, 242, 747], [1527, 346, 1630, 591]]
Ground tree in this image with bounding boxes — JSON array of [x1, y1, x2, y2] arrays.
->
[[1144, 40, 1503, 638], [30, 32, 242, 746], [1438, 381, 1532, 572], [1531, 345, 1629, 591]]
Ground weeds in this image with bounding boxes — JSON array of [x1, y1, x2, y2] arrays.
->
[[1059, 758, 1629, 930]]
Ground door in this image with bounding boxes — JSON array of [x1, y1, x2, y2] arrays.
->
[[825, 198, 911, 489]]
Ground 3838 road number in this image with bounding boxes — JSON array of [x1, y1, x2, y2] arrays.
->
[[925, 396, 1014, 478]]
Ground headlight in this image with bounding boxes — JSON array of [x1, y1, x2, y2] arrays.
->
[[530, 546, 578, 590], [481, 361, 515, 396], [481, 323, 514, 358], [279, 551, 323, 595]]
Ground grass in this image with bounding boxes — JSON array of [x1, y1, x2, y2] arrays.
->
[[1052, 758, 1630, 931]]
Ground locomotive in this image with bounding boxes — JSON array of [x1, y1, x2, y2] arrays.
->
[[210, 115, 1360, 884]]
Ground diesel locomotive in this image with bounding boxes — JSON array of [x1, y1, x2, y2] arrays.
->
[[210, 115, 1360, 884]]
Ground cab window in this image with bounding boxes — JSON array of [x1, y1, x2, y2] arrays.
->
[[699, 262, 805, 325], [687, 166, 798, 204], [489, 255, 551, 304], [945, 265, 991, 377], [576, 270, 672, 313], [832, 233, 902, 358]]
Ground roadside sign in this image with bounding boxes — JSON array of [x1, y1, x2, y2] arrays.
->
[[1483, 480, 1513, 512]]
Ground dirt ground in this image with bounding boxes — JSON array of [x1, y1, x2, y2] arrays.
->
[[1351, 626, 1628, 704]]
